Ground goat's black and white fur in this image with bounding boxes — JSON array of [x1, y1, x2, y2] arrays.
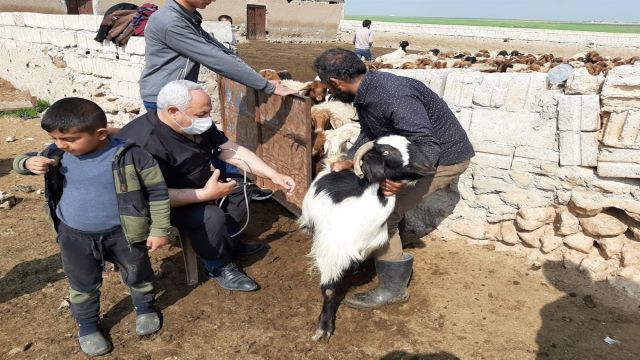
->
[[299, 135, 434, 341]]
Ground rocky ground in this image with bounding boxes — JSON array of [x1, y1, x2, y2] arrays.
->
[[2, 89, 640, 359]]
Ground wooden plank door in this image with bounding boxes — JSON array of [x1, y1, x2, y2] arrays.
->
[[65, 0, 93, 14], [219, 76, 312, 216], [246, 5, 267, 40]]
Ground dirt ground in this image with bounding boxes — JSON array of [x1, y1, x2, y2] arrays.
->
[[0, 78, 30, 104], [2, 40, 640, 359]]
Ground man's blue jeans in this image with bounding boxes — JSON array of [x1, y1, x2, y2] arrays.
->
[[355, 48, 372, 61], [143, 101, 157, 111]]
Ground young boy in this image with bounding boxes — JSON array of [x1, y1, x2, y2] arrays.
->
[[13, 98, 171, 356]]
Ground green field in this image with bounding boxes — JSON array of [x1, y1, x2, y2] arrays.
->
[[345, 16, 640, 34]]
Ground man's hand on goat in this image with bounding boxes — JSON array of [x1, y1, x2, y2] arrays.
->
[[270, 80, 297, 97], [330, 160, 353, 172], [196, 169, 237, 202], [147, 235, 169, 252], [270, 173, 296, 194], [25, 156, 55, 174], [381, 179, 407, 196]]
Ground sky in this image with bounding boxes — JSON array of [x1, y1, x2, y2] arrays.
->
[[344, 0, 640, 23]]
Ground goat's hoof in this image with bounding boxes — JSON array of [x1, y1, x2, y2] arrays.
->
[[312, 328, 332, 342]]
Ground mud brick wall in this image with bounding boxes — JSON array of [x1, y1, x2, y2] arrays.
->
[[0, 12, 231, 126], [380, 65, 640, 300]]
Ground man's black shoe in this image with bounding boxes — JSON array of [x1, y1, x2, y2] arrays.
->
[[207, 263, 258, 292], [234, 241, 267, 257]]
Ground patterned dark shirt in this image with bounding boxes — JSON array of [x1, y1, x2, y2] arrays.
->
[[349, 71, 475, 166]]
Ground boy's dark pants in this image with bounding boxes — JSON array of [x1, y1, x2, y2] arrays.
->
[[57, 223, 155, 336]]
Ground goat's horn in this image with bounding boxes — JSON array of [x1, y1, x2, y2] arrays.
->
[[352, 141, 375, 178]]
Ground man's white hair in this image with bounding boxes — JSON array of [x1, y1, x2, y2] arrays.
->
[[157, 80, 205, 111]]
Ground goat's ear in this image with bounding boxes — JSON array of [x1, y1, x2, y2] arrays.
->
[[300, 83, 312, 96], [361, 153, 386, 183]]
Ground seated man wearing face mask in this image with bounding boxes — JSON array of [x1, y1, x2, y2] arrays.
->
[[119, 80, 296, 291]]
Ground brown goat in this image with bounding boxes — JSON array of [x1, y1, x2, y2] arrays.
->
[[453, 60, 472, 68], [301, 81, 329, 104], [259, 69, 281, 81]]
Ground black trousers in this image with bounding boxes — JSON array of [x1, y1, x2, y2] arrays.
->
[[171, 184, 248, 263], [57, 222, 155, 335]]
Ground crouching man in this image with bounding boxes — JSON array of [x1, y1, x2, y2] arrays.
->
[[313, 49, 475, 308], [118, 80, 296, 291]]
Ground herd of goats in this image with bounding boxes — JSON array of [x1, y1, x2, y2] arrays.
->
[[256, 45, 640, 341]]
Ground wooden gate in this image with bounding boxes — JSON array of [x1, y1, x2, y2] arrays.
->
[[65, 0, 93, 14], [218, 77, 312, 216], [246, 5, 267, 40]]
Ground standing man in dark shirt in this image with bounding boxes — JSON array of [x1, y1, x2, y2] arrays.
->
[[119, 80, 296, 291], [314, 48, 475, 309]]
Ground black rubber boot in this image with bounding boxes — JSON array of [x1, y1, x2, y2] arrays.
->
[[343, 253, 413, 309]]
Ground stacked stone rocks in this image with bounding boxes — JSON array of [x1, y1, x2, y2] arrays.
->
[[383, 65, 640, 299]]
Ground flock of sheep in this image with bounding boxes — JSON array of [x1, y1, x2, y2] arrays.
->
[[368, 41, 640, 76]]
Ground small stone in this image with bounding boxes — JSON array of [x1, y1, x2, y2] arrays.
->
[[500, 221, 520, 245], [5, 136, 16, 142], [36, 189, 44, 195], [608, 266, 640, 299], [622, 242, 640, 267], [628, 222, 640, 241], [558, 207, 580, 236], [540, 227, 564, 254], [563, 249, 587, 269], [564, 233, 595, 254], [518, 225, 549, 248], [516, 207, 556, 231], [7, 342, 32, 355], [580, 256, 612, 281], [580, 212, 628, 237], [569, 190, 604, 217], [13, 184, 34, 193], [58, 299, 70, 310], [583, 295, 597, 308], [449, 221, 489, 240], [598, 234, 626, 260]]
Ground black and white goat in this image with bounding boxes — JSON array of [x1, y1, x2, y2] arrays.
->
[[299, 135, 435, 341]]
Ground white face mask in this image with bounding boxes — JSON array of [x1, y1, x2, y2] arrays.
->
[[174, 113, 213, 135]]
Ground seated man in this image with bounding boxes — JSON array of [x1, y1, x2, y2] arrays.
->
[[118, 80, 296, 291]]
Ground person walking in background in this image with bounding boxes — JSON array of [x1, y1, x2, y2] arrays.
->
[[218, 14, 238, 55], [353, 19, 374, 61]]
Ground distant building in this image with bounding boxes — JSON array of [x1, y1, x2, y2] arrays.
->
[[0, 0, 345, 41]]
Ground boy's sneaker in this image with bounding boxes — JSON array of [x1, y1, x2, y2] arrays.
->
[[136, 312, 161, 336], [78, 331, 112, 357]]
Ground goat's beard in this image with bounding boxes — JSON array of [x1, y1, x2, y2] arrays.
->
[[331, 88, 356, 103]]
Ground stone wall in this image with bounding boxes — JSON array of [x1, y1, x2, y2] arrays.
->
[[339, 20, 640, 49], [380, 65, 640, 299], [0, 12, 230, 126], [0, 1, 344, 41]]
